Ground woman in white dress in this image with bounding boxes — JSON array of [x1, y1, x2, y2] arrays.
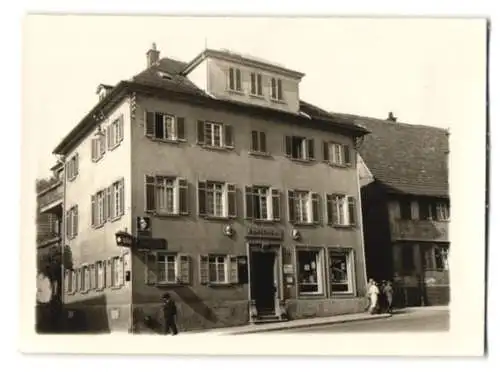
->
[[368, 280, 380, 314]]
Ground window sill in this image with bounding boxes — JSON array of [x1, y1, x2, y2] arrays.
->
[[227, 89, 244, 95], [108, 141, 123, 151], [201, 216, 234, 221], [111, 285, 124, 290], [331, 224, 357, 229], [298, 293, 326, 299], [205, 283, 237, 288], [149, 137, 187, 145], [248, 151, 272, 158], [92, 223, 105, 230], [292, 222, 318, 227], [67, 176, 78, 182], [270, 98, 286, 104], [155, 282, 186, 288], [150, 212, 189, 218], [109, 214, 124, 223], [287, 157, 314, 164], [249, 94, 265, 100], [200, 144, 234, 152], [246, 218, 279, 224], [92, 156, 104, 164]]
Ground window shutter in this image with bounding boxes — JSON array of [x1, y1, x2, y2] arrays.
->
[[307, 138, 315, 160], [343, 145, 351, 165], [244, 186, 254, 219], [91, 139, 96, 161], [64, 270, 69, 294], [250, 73, 256, 94], [178, 178, 189, 215], [145, 252, 157, 285], [326, 194, 333, 225], [277, 79, 283, 100], [65, 211, 71, 238], [312, 193, 321, 224], [105, 259, 112, 288], [74, 154, 79, 176], [176, 117, 186, 140], [197, 120, 205, 144], [145, 175, 156, 212], [198, 181, 207, 216], [251, 131, 259, 152], [224, 124, 234, 147], [229, 256, 239, 284], [118, 114, 124, 142], [118, 257, 124, 286], [104, 188, 110, 221], [73, 207, 78, 238], [284, 136, 292, 157], [227, 183, 237, 218], [199, 255, 209, 284], [348, 197, 356, 225], [179, 255, 191, 284], [91, 195, 96, 227], [228, 67, 234, 90], [323, 141, 330, 162], [260, 132, 267, 153], [107, 124, 112, 149], [119, 179, 125, 216], [287, 190, 296, 223], [101, 130, 106, 155], [271, 188, 281, 221], [145, 111, 155, 137], [236, 69, 241, 90], [257, 74, 262, 96]]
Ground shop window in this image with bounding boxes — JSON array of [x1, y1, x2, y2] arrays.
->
[[328, 249, 353, 293], [296, 247, 324, 295]]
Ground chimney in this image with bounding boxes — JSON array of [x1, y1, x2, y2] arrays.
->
[[146, 43, 160, 67], [387, 112, 398, 122]]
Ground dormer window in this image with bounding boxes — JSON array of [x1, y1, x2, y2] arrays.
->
[[271, 78, 283, 101], [228, 67, 242, 92], [250, 73, 263, 96]]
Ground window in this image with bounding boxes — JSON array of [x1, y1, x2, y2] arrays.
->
[[198, 181, 236, 218], [96, 261, 105, 290], [145, 175, 188, 215], [285, 136, 315, 160], [199, 255, 238, 285], [91, 132, 106, 162], [420, 199, 450, 221], [424, 245, 449, 271], [110, 256, 124, 288], [64, 269, 73, 294], [288, 190, 320, 224], [197, 120, 233, 148], [145, 112, 185, 142], [144, 252, 191, 285], [326, 194, 356, 226], [401, 244, 415, 273], [328, 249, 353, 293], [71, 270, 77, 293], [296, 248, 324, 295], [107, 114, 124, 149], [270, 77, 283, 100], [65, 205, 78, 239], [245, 186, 280, 221], [82, 265, 90, 292], [89, 264, 96, 290], [322, 142, 352, 167], [66, 154, 79, 181], [250, 73, 263, 96], [91, 179, 125, 227], [250, 130, 267, 153], [228, 67, 242, 92], [399, 198, 413, 220], [436, 202, 450, 221]]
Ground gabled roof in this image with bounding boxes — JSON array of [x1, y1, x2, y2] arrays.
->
[[53, 54, 368, 155], [345, 113, 450, 197]]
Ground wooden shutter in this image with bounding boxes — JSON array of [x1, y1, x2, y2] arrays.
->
[[343, 145, 351, 165], [73, 206, 78, 238], [74, 154, 79, 176], [312, 193, 321, 224], [179, 255, 191, 284], [227, 183, 237, 218], [229, 256, 239, 284], [326, 194, 333, 225], [144, 252, 157, 285], [271, 188, 281, 221], [284, 136, 292, 157], [65, 211, 70, 238], [251, 131, 259, 152], [199, 255, 209, 284], [244, 186, 254, 219], [224, 124, 234, 147], [287, 190, 296, 223], [101, 130, 106, 155], [323, 141, 330, 162], [198, 181, 207, 216], [348, 197, 356, 225], [145, 175, 156, 212], [236, 69, 241, 90], [277, 79, 283, 100], [105, 259, 112, 287], [107, 124, 112, 149], [118, 114, 124, 142], [117, 257, 124, 286], [145, 111, 155, 137], [257, 74, 262, 96], [91, 139, 96, 161], [259, 132, 267, 153], [175, 117, 185, 140], [197, 120, 205, 144], [307, 138, 315, 160], [64, 270, 69, 294], [104, 187, 111, 221], [119, 179, 125, 216], [178, 178, 188, 215], [91, 195, 96, 227], [250, 73, 256, 94]]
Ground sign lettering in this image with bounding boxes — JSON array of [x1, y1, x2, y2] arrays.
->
[[246, 226, 283, 240]]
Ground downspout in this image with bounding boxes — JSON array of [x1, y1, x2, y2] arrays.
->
[[60, 156, 67, 327]]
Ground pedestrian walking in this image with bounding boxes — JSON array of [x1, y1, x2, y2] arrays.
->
[[161, 292, 178, 335], [383, 280, 394, 314], [367, 280, 380, 314], [365, 279, 374, 312]]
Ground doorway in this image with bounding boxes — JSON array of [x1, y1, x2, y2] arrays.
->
[[250, 250, 276, 315]]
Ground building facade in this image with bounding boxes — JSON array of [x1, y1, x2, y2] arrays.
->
[[352, 114, 450, 307], [53, 45, 370, 333]]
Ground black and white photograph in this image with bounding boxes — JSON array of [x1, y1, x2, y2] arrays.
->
[[21, 14, 487, 357]]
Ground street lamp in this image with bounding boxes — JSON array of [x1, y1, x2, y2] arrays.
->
[[115, 229, 134, 248]]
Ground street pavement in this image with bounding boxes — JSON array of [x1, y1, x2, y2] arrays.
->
[[264, 309, 449, 333]]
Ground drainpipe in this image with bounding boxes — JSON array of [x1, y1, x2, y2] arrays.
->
[[355, 152, 369, 297], [59, 156, 67, 329]]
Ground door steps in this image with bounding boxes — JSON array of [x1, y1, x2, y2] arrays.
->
[[254, 311, 282, 324]]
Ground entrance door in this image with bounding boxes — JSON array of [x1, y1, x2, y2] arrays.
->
[[250, 250, 276, 315]]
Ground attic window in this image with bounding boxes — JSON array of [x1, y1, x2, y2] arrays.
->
[[158, 71, 173, 80]]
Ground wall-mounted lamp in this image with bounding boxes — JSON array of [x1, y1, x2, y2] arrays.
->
[[291, 229, 301, 241], [223, 225, 234, 237]]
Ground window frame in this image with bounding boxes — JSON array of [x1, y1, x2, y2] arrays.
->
[[288, 190, 320, 225], [228, 67, 243, 93], [65, 205, 78, 240], [199, 254, 239, 286], [250, 72, 264, 97], [244, 185, 280, 221], [66, 154, 79, 181], [295, 246, 325, 297], [110, 256, 124, 289], [198, 180, 237, 219], [145, 175, 189, 216], [250, 130, 268, 155], [270, 77, 284, 101], [144, 111, 186, 143], [107, 114, 124, 150], [327, 248, 355, 295], [144, 252, 191, 286], [325, 194, 356, 227], [423, 245, 449, 271], [285, 135, 315, 161]]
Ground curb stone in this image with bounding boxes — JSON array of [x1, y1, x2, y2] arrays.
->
[[220, 314, 393, 335]]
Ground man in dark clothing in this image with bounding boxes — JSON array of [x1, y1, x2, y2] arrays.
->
[[161, 292, 178, 335], [383, 281, 394, 314]]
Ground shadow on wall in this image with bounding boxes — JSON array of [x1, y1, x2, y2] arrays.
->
[[61, 294, 111, 334]]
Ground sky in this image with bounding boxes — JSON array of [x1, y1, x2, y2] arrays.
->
[[23, 16, 487, 180]]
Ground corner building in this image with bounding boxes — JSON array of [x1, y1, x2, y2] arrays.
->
[[55, 45, 369, 332]]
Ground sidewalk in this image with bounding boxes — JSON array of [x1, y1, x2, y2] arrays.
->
[[186, 312, 392, 336]]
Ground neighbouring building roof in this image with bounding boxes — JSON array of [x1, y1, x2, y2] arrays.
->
[[53, 55, 369, 155], [341, 112, 450, 197]]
